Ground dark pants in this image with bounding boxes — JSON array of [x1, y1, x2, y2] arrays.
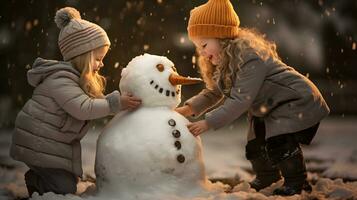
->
[[25, 165, 78, 197], [246, 117, 320, 164]]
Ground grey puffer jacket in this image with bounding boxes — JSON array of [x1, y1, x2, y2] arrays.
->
[[186, 53, 330, 140], [10, 58, 121, 176]]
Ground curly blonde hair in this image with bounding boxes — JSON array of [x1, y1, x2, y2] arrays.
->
[[197, 28, 280, 93], [70, 46, 107, 98]]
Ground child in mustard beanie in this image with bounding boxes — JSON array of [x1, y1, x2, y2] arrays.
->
[[10, 7, 141, 197], [176, 0, 330, 196]]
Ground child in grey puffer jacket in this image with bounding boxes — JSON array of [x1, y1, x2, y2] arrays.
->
[[10, 7, 141, 197]]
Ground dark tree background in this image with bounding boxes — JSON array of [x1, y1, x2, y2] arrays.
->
[[0, 0, 356, 128]]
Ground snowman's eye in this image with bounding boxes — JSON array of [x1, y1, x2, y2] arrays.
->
[[156, 64, 164, 72], [171, 66, 177, 72]]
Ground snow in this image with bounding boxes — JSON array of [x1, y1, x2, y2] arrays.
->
[[1, 117, 357, 199], [26, 178, 357, 200]]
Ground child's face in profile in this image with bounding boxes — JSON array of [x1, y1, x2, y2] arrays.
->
[[92, 45, 109, 73], [191, 37, 221, 65]]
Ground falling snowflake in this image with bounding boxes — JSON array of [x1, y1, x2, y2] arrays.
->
[[114, 62, 119, 69], [180, 37, 185, 44], [25, 21, 32, 31], [259, 105, 267, 114], [192, 56, 196, 64], [33, 19, 39, 26], [298, 113, 303, 119], [143, 44, 150, 51]]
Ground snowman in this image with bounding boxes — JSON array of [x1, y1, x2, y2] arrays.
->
[[95, 54, 216, 199]]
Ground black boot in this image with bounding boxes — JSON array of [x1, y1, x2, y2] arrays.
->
[[266, 135, 312, 196], [24, 169, 38, 197], [248, 155, 282, 191], [246, 139, 281, 191], [273, 150, 311, 195]]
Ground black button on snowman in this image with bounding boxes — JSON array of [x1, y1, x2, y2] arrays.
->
[[168, 118, 185, 163], [174, 141, 181, 150], [172, 130, 181, 138], [168, 119, 176, 126]]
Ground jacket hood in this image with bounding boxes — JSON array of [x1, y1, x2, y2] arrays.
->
[[27, 57, 81, 87]]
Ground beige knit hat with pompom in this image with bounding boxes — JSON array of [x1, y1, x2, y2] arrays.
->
[[55, 7, 110, 61]]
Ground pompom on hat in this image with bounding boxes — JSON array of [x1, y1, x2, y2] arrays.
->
[[187, 0, 240, 39], [55, 7, 110, 61]]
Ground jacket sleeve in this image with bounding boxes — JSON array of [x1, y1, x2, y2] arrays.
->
[[205, 57, 268, 130], [105, 90, 122, 114], [184, 84, 224, 117], [47, 76, 121, 120]]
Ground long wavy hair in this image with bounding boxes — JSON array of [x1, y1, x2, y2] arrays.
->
[[70, 46, 108, 98], [197, 28, 280, 93]]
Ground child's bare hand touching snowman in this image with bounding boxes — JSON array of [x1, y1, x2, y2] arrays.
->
[[175, 105, 209, 136], [187, 120, 209, 136], [120, 92, 142, 111]]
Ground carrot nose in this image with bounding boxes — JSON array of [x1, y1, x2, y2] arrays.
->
[[169, 73, 202, 86]]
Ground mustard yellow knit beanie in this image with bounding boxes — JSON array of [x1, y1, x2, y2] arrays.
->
[[187, 0, 240, 39]]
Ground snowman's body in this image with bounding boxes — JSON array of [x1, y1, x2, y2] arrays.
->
[[95, 54, 213, 199], [95, 107, 207, 198]]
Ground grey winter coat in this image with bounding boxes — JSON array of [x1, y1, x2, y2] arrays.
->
[[186, 53, 330, 140], [10, 58, 121, 176]]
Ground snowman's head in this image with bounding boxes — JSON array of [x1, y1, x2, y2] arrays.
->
[[119, 54, 201, 109]]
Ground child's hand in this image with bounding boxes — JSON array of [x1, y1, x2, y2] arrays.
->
[[187, 120, 209, 136], [175, 105, 193, 117], [120, 92, 142, 111]]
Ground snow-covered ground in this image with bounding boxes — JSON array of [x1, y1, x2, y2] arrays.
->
[[1, 116, 357, 200]]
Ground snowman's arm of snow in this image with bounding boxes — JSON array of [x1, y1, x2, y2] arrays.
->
[[48, 77, 119, 120], [205, 58, 267, 130], [184, 84, 223, 117]]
